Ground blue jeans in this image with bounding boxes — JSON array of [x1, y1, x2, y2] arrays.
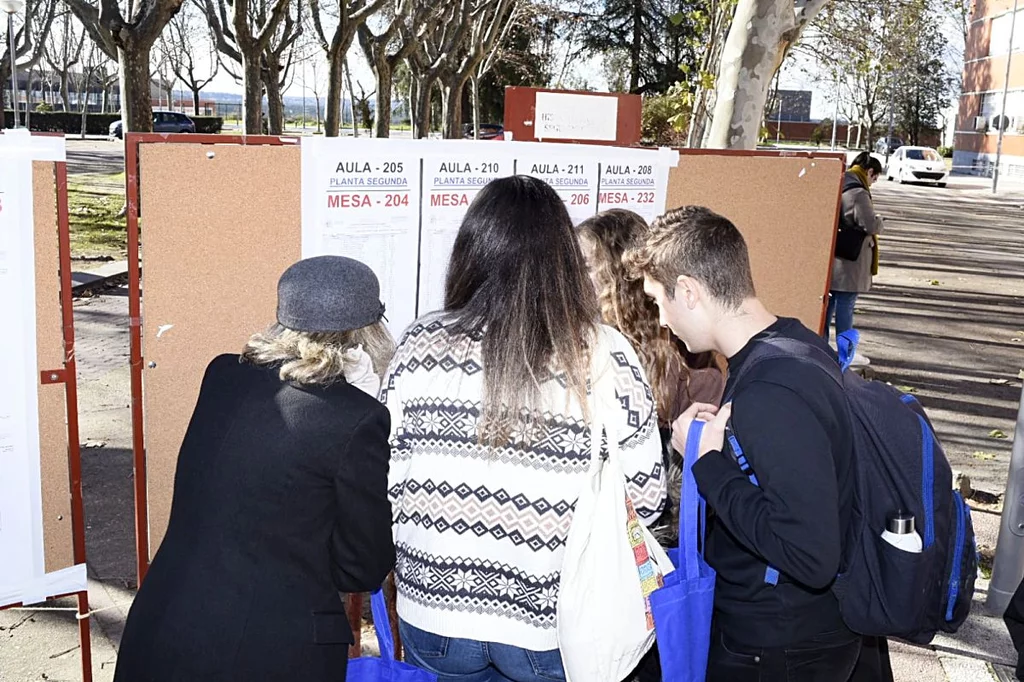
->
[[399, 619, 566, 682], [825, 291, 858, 343]]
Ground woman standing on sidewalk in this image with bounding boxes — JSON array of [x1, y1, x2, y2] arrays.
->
[[827, 151, 884, 365]]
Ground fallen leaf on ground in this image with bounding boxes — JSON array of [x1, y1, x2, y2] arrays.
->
[[990, 429, 1008, 439], [929, 280, 941, 286], [895, 385, 918, 394], [973, 452, 998, 460], [990, 379, 1010, 385]]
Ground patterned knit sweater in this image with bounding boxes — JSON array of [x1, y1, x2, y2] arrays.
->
[[381, 313, 667, 650]]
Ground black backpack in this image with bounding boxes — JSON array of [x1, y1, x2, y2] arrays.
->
[[725, 333, 977, 643]]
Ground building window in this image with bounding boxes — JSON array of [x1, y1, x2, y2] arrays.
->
[[989, 10, 1024, 56], [980, 90, 1024, 133]]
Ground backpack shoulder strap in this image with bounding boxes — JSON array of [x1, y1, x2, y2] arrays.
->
[[724, 336, 842, 404], [722, 335, 844, 589]]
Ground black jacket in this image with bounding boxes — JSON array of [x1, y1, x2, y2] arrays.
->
[[114, 354, 395, 682], [692, 318, 855, 648]]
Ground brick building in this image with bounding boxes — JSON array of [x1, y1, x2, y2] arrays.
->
[[955, 0, 1024, 179]]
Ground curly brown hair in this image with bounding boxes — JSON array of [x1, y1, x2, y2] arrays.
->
[[578, 209, 686, 425]]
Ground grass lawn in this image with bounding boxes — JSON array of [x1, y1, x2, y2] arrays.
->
[[69, 172, 127, 260]]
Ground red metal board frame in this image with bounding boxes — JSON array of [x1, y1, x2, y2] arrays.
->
[[0, 136, 92, 682]]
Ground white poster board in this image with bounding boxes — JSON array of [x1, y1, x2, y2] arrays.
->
[[419, 154, 515, 313], [301, 139, 678, 334], [0, 131, 84, 608], [535, 92, 619, 142]]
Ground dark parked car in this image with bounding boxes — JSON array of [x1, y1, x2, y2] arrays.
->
[[462, 122, 505, 140], [109, 111, 196, 139], [874, 136, 904, 156]]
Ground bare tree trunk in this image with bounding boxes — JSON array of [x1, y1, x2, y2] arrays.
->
[[25, 68, 33, 129], [264, 56, 284, 134], [344, 57, 357, 137], [119, 40, 158, 134], [314, 91, 322, 133], [0, 66, 6, 129], [60, 73, 71, 111], [442, 75, 468, 139], [630, 0, 641, 92], [413, 76, 433, 139], [706, 0, 790, 149], [372, 60, 392, 137], [707, 0, 829, 149], [471, 73, 479, 139], [192, 87, 201, 115], [409, 76, 418, 137], [265, 74, 283, 134], [242, 52, 263, 133], [324, 48, 345, 136]]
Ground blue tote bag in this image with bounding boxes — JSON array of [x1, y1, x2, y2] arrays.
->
[[649, 420, 716, 682], [346, 590, 437, 682]]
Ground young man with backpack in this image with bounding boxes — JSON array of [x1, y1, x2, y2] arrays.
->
[[626, 205, 862, 680], [626, 205, 975, 681]]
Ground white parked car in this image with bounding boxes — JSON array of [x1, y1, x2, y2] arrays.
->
[[885, 146, 948, 187]]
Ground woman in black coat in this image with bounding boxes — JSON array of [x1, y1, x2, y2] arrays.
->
[[114, 256, 397, 682]]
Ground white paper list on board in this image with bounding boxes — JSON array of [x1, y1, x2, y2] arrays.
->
[[418, 156, 514, 315], [515, 157, 599, 225], [596, 157, 670, 225], [0, 145, 45, 606], [302, 141, 422, 336]]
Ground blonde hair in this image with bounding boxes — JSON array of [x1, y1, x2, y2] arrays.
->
[[241, 321, 395, 387]]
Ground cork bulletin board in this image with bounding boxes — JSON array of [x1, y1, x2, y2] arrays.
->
[[32, 161, 75, 573], [668, 151, 845, 333], [138, 142, 302, 556], [132, 141, 843, 560]]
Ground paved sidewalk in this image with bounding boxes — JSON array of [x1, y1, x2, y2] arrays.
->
[[6, 178, 1024, 679]]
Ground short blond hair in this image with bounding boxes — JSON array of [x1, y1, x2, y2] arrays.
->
[[623, 206, 755, 309], [241, 322, 395, 387]]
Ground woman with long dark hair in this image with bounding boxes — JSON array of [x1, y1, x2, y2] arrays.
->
[[382, 176, 667, 682]]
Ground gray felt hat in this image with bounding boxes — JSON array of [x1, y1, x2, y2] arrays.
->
[[276, 256, 386, 333]]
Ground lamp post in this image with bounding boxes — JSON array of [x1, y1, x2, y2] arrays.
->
[[1, 0, 25, 128], [993, 0, 1019, 194]]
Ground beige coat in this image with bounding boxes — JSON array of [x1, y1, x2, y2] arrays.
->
[[831, 172, 884, 293]]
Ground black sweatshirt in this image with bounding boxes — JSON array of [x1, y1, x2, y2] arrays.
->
[[691, 318, 855, 648]]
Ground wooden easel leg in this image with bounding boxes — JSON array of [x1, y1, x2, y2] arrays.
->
[[78, 590, 93, 682]]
